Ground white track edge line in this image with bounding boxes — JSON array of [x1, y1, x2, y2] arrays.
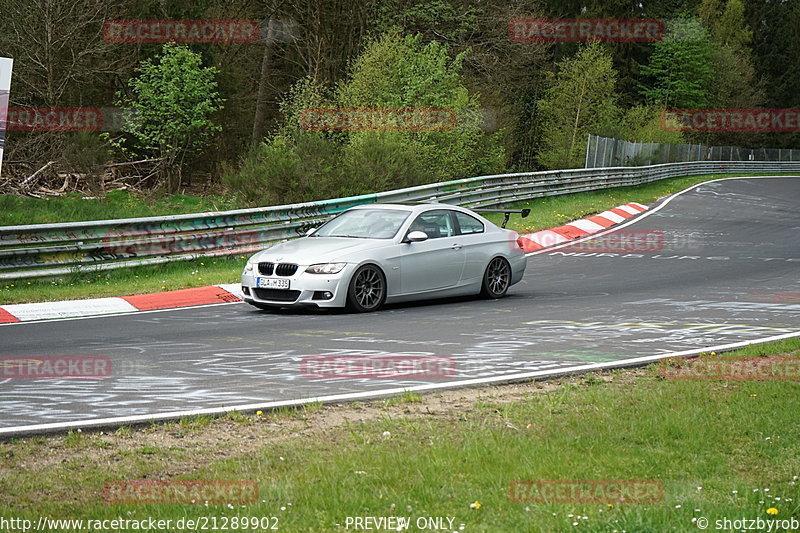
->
[[526, 175, 800, 256], [1, 330, 798, 437]]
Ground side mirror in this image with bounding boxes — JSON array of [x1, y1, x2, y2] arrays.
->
[[305, 227, 317, 236], [406, 230, 429, 243]]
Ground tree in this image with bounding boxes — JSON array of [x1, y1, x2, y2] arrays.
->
[[0, 0, 132, 108], [364, 0, 552, 169], [0, 0, 136, 174], [618, 105, 683, 144], [335, 32, 498, 181], [699, 0, 751, 51], [536, 42, 619, 169], [698, 0, 762, 109], [746, 0, 800, 148], [695, 0, 764, 145], [639, 18, 714, 109], [118, 44, 223, 192], [225, 31, 505, 205]]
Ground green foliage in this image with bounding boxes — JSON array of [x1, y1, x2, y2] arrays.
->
[[338, 33, 498, 182], [697, 0, 763, 113], [1, 0, 798, 186], [279, 77, 333, 131], [366, 0, 479, 42], [640, 18, 714, 108], [337, 33, 471, 109], [605, 106, 685, 165], [618, 106, 684, 144], [224, 31, 505, 205], [223, 132, 346, 206], [536, 43, 620, 170], [706, 45, 763, 109], [341, 132, 431, 193], [699, 0, 752, 50], [118, 43, 223, 165]]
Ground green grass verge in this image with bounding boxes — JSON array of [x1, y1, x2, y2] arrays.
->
[[1, 338, 798, 532], [2, 172, 797, 305], [0, 189, 242, 226]]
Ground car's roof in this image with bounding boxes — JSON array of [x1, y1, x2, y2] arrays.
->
[[351, 202, 471, 214]]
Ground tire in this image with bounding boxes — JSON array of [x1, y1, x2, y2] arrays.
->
[[480, 257, 511, 299], [346, 264, 387, 312]]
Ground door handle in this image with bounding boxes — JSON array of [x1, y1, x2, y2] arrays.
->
[[451, 243, 462, 250]]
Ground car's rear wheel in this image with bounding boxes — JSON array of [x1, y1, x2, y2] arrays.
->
[[481, 257, 511, 299], [347, 264, 386, 312]]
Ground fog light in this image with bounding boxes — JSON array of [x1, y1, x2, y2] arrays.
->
[[242, 286, 250, 296], [313, 291, 334, 300]]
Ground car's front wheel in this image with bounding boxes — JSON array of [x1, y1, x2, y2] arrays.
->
[[480, 257, 511, 299], [346, 264, 386, 312]]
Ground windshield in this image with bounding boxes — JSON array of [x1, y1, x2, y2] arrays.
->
[[313, 208, 410, 239]]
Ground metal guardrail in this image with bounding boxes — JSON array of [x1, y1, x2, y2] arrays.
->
[[1, 160, 799, 280]]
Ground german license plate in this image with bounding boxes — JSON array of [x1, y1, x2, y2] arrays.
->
[[256, 278, 290, 289]]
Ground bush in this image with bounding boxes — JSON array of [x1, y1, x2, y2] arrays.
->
[[223, 31, 507, 205], [342, 132, 432, 191], [224, 136, 301, 205], [116, 44, 223, 192]]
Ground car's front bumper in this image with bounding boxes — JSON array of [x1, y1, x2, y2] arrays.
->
[[240, 264, 355, 308]]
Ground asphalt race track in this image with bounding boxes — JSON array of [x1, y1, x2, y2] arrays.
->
[[1, 176, 798, 435]]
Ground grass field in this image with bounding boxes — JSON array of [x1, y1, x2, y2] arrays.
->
[[0, 189, 241, 227], [1, 172, 797, 305], [1, 338, 798, 532]]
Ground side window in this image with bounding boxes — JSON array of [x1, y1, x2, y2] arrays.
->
[[454, 212, 484, 235], [408, 210, 454, 239]]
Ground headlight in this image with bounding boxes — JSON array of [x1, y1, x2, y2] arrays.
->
[[305, 262, 346, 274], [245, 260, 254, 272]]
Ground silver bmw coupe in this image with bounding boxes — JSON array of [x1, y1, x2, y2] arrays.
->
[[241, 203, 527, 312]]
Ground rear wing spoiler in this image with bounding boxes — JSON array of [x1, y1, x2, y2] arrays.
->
[[473, 208, 531, 228]]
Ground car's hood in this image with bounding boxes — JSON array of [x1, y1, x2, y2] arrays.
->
[[252, 237, 379, 264]]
